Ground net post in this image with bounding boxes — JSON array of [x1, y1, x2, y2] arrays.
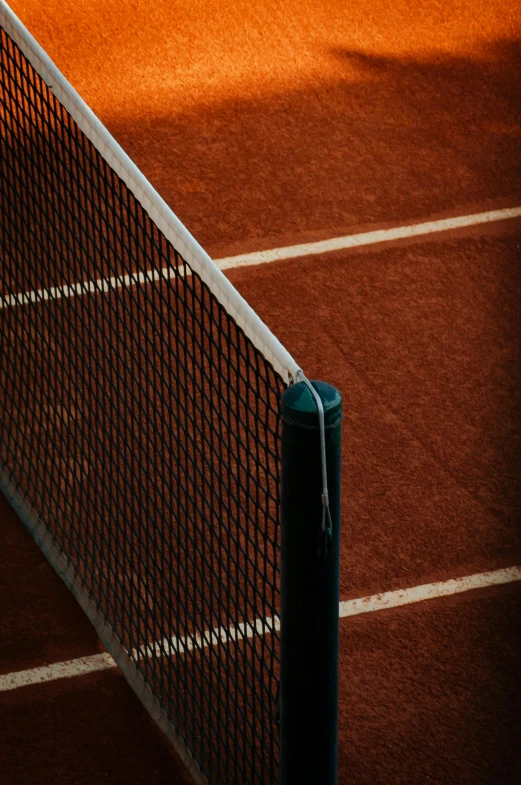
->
[[279, 380, 342, 785]]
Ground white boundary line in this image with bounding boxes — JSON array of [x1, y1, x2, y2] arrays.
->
[[1, 566, 519, 693], [339, 565, 521, 618], [0, 615, 280, 693], [2, 206, 520, 312], [217, 207, 521, 269], [0, 652, 117, 690], [0, 1, 300, 384], [0, 266, 181, 308]]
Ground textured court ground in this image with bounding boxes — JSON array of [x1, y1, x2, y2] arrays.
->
[[1, 0, 520, 783]]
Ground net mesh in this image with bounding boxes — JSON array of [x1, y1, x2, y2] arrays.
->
[[0, 22, 285, 785]]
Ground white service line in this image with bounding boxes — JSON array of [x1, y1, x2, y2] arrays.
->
[[0, 266, 182, 308], [0, 615, 279, 693], [339, 565, 521, 618], [0, 652, 116, 691], [1, 566, 519, 694], [216, 206, 521, 270], [1, 207, 520, 310]]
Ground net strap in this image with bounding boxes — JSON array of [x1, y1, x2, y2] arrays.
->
[[296, 372, 334, 557]]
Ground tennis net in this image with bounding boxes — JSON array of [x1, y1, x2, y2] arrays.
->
[[0, 4, 302, 784]]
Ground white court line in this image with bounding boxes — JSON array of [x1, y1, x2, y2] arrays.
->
[[0, 615, 279, 693], [216, 206, 521, 269], [1, 566, 519, 693], [0, 652, 117, 690], [0, 266, 182, 309], [1, 207, 520, 310], [339, 565, 521, 618]]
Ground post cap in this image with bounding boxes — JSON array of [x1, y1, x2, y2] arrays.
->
[[281, 380, 342, 428]]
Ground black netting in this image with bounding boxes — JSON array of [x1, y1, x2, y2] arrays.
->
[[0, 26, 284, 785]]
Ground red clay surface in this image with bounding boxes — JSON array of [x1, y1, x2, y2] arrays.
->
[[0, 497, 99, 674], [6, 0, 521, 255], [2, 498, 519, 784], [0, 664, 194, 785], [337, 584, 521, 785], [1, 0, 521, 783], [230, 231, 521, 597]]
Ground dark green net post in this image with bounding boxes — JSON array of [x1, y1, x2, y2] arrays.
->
[[280, 380, 342, 785]]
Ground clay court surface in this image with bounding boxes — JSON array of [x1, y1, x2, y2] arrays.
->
[[1, 0, 520, 783]]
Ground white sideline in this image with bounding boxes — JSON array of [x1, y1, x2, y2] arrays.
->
[[216, 207, 521, 269], [1, 566, 519, 693], [1, 207, 520, 312], [338, 565, 521, 618]]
